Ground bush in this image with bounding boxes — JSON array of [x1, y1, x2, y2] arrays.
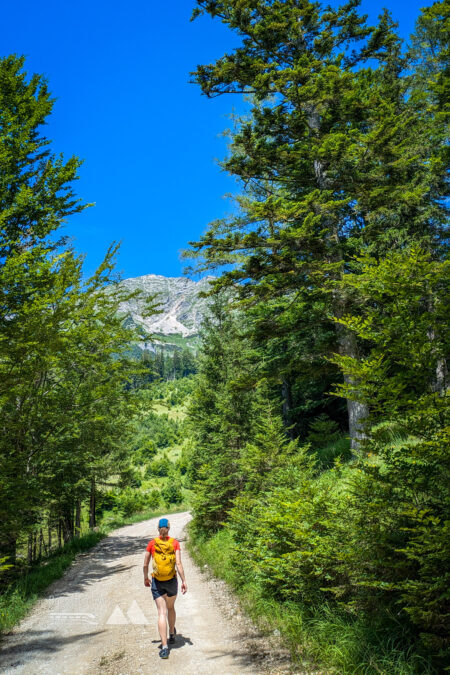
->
[[118, 466, 142, 488], [162, 480, 183, 505], [99, 488, 151, 518], [147, 489, 161, 509], [133, 440, 157, 463], [146, 455, 172, 477], [315, 436, 352, 467], [228, 458, 340, 605], [307, 414, 341, 447]]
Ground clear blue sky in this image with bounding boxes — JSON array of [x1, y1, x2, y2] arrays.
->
[[1, 0, 432, 279]]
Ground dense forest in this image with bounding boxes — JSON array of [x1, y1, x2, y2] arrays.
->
[[0, 0, 448, 672], [184, 0, 449, 672]]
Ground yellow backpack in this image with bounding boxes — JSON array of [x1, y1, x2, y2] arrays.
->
[[152, 537, 176, 581]]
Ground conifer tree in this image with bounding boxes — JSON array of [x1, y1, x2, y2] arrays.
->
[[329, 247, 449, 653], [187, 0, 447, 446], [188, 293, 258, 531]]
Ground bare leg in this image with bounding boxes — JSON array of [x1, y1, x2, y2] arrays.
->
[[155, 596, 168, 647], [165, 594, 176, 634]]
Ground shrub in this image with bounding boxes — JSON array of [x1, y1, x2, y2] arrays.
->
[[118, 488, 147, 516], [147, 489, 161, 509], [146, 455, 172, 477], [307, 414, 341, 448], [162, 480, 183, 505]]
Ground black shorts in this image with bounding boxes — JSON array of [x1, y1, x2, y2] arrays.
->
[[151, 575, 178, 600]]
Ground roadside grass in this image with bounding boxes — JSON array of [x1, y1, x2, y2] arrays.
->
[[0, 531, 104, 634], [0, 505, 189, 635], [188, 526, 436, 675]]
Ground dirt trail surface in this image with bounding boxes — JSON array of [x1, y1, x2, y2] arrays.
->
[[0, 512, 296, 674]]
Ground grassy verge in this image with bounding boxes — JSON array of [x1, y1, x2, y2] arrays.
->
[[0, 531, 104, 634], [188, 527, 435, 675], [0, 505, 189, 635]]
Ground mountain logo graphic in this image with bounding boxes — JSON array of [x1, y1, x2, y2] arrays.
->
[[106, 601, 149, 625]]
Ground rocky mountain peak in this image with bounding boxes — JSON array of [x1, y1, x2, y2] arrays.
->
[[118, 274, 214, 348]]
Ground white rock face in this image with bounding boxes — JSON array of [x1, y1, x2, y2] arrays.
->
[[118, 274, 214, 339]]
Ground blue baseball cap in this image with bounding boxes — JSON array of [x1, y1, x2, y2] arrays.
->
[[158, 518, 169, 528]]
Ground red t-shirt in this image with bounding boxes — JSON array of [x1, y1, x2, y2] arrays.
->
[[146, 537, 180, 556]]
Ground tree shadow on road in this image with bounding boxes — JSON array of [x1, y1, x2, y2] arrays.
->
[[0, 629, 105, 669], [43, 533, 150, 599]]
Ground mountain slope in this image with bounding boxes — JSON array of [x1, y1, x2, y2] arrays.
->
[[119, 274, 214, 351]]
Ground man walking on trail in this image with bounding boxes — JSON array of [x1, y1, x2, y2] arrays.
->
[[143, 518, 187, 659]]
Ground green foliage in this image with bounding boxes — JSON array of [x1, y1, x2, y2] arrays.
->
[[330, 247, 449, 422], [0, 55, 86, 246], [314, 436, 351, 468], [0, 55, 153, 571], [188, 293, 260, 532], [100, 488, 149, 518], [189, 527, 435, 674], [138, 347, 197, 384], [184, 2, 447, 671], [187, 251, 448, 665], [133, 439, 158, 464], [229, 460, 339, 605], [338, 425, 449, 657], [186, 0, 447, 450], [146, 455, 172, 478], [135, 411, 180, 451], [162, 477, 183, 505], [307, 414, 341, 448], [147, 489, 162, 509]]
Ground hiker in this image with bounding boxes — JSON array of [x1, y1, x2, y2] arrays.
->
[[143, 518, 187, 659]]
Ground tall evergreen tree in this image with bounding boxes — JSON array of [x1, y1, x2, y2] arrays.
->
[[186, 0, 447, 446], [188, 293, 258, 531]]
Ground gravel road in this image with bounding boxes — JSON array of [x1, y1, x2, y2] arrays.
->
[[0, 512, 295, 674]]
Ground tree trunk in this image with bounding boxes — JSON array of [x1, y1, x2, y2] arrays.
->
[[307, 105, 368, 451], [336, 326, 369, 451], [41, 529, 48, 557], [27, 533, 33, 565], [58, 519, 62, 549], [435, 357, 448, 393], [48, 523, 52, 552], [89, 479, 96, 529], [75, 500, 81, 537], [427, 295, 448, 394], [61, 508, 74, 543]]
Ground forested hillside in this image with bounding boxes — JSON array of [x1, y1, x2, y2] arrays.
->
[[184, 1, 449, 673]]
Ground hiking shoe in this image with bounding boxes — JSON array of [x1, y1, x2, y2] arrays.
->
[[169, 627, 177, 644], [159, 646, 169, 659]]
